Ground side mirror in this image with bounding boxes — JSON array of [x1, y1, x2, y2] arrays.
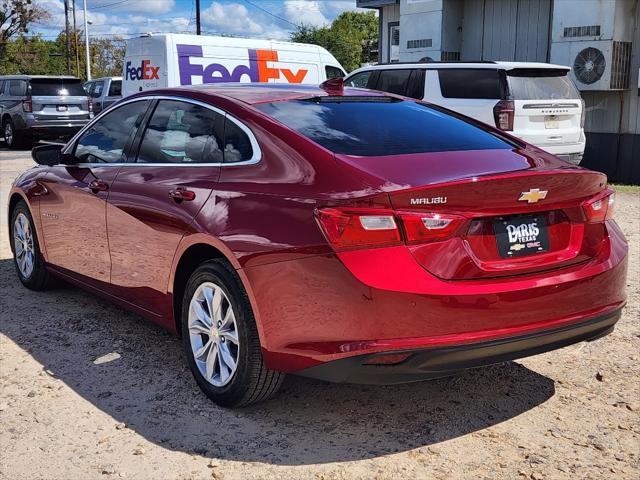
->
[[31, 144, 75, 166]]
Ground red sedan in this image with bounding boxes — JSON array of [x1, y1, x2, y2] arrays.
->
[[9, 83, 627, 407]]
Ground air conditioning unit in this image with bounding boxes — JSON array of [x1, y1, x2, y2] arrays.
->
[[567, 40, 632, 91]]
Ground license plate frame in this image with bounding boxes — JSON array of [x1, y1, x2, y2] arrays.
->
[[56, 105, 68, 112], [544, 115, 559, 129], [493, 215, 550, 258]]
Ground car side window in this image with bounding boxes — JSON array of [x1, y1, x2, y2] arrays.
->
[[8, 80, 27, 96], [375, 69, 413, 96], [74, 100, 150, 163], [137, 100, 224, 164], [325, 66, 344, 79], [345, 71, 372, 88], [0, 80, 5, 96], [91, 81, 104, 98], [108, 80, 122, 96], [405, 69, 426, 99], [223, 117, 253, 163], [438, 69, 503, 99]]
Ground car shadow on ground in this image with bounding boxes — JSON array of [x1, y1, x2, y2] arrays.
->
[[0, 258, 556, 465]]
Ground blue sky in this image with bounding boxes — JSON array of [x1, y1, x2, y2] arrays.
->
[[35, 0, 365, 41]]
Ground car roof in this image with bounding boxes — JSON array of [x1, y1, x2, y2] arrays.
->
[[86, 76, 123, 82], [349, 61, 571, 73], [0, 75, 82, 80], [148, 83, 389, 105]]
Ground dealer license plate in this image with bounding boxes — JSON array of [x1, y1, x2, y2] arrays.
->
[[494, 215, 550, 258]]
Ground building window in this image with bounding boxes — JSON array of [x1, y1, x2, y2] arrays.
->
[[389, 22, 400, 63]]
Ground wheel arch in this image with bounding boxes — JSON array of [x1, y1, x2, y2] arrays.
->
[[169, 237, 263, 343], [8, 191, 32, 254]]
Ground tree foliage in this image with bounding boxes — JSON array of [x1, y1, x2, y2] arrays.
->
[[0, 0, 49, 57], [290, 11, 378, 72]]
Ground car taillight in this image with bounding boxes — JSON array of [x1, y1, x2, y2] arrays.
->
[[22, 99, 32, 113], [580, 98, 586, 128], [582, 190, 615, 222], [316, 208, 466, 250], [493, 100, 514, 131], [316, 208, 402, 250], [87, 97, 93, 113]]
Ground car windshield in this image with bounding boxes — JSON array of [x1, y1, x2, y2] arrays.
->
[[507, 70, 580, 100], [255, 97, 514, 156], [29, 78, 86, 96]]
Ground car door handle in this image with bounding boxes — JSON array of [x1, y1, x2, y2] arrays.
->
[[169, 187, 196, 203], [89, 179, 109, 193]]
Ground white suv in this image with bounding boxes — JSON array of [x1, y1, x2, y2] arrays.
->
[[344, 62, 585, 164]]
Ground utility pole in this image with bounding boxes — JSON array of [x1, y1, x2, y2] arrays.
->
[[72, 0, 80, 78], [64, 0, 71, 74], [83, 0, 91, 80], [196, 0, 201, 35]]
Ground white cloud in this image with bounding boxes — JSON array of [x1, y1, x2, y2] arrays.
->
[[283, 0, 329, 27], [201, 2, 264, 35], [103, 0, 176, 15]]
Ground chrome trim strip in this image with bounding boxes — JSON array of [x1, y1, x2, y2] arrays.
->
[[61, 94, 262, 167]]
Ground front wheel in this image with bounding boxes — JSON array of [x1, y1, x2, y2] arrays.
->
[[181, 260, 284, 407]]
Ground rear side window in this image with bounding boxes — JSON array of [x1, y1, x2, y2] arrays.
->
[[507, 70, 580, 100], [108, 80, 122, 96], [438, 69, 503, 99], [75, 100, 150, 163], [8, 80, 27, 96], [91, 81, 104, 98], [376, 69, 413, 96], [29, 78, 86, 96], [325, 66, 344, 79], [223, 118, 253, 163], [345, 71, 372, 88], [137, 100, 224, 164], [255, 98, 513, 156]]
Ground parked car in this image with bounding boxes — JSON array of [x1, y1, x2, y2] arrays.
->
[[84, 76, 122, 114], [344, 62, 586, 164], [122, 33, 346, 97], [10, 83, 626, 407], [0, 75, 92, 148]]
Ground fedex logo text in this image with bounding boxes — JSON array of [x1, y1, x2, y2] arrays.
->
[[126, 60, 160, 81], [177, 44, 308, 85]]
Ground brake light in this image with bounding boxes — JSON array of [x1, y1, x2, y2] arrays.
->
[[582, 190, 615, 222], [493, 100, 514, 131], [316, 208, 466, 250], [87, 97, 93, 113], [22, 99, 32, 113]]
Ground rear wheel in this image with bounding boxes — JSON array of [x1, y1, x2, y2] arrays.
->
[[3, 118, 31, 149], [181, 259, 284, 407], [10, 200, 53, 290]]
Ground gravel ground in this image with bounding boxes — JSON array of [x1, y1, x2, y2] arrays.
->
[[1, 147, 638, 480]]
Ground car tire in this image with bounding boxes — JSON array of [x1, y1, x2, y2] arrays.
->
[[3, 118, 31, 149], [181, 259, 284, 407], [10, 200, 54, 290]]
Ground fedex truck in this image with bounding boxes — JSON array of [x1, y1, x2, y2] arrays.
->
[[122, 33, 346, 96]]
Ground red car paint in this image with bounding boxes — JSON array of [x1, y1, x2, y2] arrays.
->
[[9, 84, 627, 379]]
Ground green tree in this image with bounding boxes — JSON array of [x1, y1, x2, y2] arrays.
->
[[0, 0, 49, 58], [290, 11, 378, 72]]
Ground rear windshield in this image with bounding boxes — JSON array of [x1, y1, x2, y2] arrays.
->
[[255, 98, 513, 156], [29, 78, 86, 96], [507, 70, 580, 100]]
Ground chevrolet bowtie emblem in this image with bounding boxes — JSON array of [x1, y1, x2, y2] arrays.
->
[[519, 188, 548, 203]]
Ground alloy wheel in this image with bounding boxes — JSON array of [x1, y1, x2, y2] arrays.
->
[[4, 122, 13, 146], [188, 281, 240, 387], [13, 212, 34, 278]]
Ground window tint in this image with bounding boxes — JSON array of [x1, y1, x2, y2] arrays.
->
[[108, 80, 122, 96], [137, 100, 224, 164], [405, 70, 425, 99], [507, 71, 580, 100], [0, 81, 5, 96], [438, 69, 503, 99], [345, 71, 372, 88], [223, 117, 254, 163], [325, 66, 344, 79], [91, 81, 104, 98], [29, 78, 86, 96], [376, 69, 412, 96], [8, 80, 27, 96], [255, 98, 512, 156], [75, 100, 150, 163]]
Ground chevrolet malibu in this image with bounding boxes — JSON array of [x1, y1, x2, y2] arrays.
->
[[9, 82, 627, 407]]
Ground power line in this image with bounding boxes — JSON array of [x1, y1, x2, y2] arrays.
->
[[90, 0, 130, 10], [242, 0, 300, 29]]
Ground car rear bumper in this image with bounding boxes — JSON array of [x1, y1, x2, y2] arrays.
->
[[531, 140, 586, 163], [294, 307, 621, 384], [246, 220, 627, 375]]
